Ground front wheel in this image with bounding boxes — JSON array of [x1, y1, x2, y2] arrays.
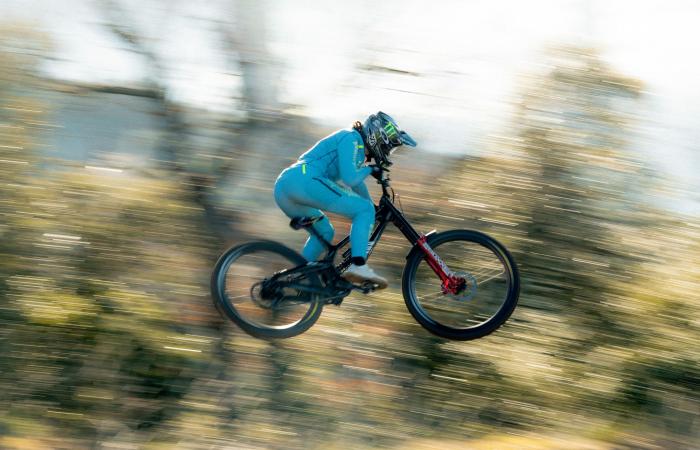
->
[[402, 230, 520, 340], [211, 240, 323, 339]]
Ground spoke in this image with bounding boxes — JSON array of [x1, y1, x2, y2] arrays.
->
[[228, 274, 265, 280], [418, 290, 447, 301], [470, 267, 505, 283], [476, 270, 505, 285], [456, 265, 503, 280]]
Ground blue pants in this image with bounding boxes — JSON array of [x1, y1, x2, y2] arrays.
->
[[274, 165, 375, 261]]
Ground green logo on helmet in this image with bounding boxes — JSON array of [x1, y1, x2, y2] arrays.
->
[[383, 122, 398, 138]]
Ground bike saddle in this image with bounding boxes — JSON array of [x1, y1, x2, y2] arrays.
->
[[289, 216, 322, 230]]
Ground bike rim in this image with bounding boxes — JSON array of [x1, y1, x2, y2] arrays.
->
[[411, 238, 512, 330], [220, 249, 318, 330]]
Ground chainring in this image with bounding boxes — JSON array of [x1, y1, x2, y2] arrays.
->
[[251, 278, 321, 310]]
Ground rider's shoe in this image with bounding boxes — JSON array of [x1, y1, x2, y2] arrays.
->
[[342, 264, 388, 289]]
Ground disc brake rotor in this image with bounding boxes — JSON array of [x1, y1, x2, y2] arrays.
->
[[250, 280, 276, 309], [448, 271, 478, 301]]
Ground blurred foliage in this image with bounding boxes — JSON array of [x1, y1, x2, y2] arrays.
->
[[0, 26, 698, 450]]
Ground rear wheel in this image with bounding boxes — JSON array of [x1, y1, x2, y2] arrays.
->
[[211, 240, 323, 339], [402, 230, 519, 340]]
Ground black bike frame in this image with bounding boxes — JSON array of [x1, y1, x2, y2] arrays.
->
[[333, 193, 421, 272], [270, 175, 426, 296]]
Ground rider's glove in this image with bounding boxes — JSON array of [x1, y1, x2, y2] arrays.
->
[[369, 164, 384, 180]]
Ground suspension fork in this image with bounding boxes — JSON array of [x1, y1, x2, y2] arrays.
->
[[416, 234, 452, 283], [415, 234, 466, 295], [385, 200, 464, 295]]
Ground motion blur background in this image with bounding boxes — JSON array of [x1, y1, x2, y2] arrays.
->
[[1, 0, 698, 448]]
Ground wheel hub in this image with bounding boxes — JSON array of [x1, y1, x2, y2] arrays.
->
[[251, 280, 278, 309], [442, 272, 477, 301]]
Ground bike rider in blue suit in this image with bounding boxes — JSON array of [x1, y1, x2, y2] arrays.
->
[[274, 112, 417, 289]]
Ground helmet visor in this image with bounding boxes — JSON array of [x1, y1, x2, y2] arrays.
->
[[399, 130, 417, 147], [382, 121, 417, 148]]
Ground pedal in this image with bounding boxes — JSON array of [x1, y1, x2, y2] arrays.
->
[[358, 281, 378, 294], [324, 287, 352, 306], [324, 296, 344, 306]]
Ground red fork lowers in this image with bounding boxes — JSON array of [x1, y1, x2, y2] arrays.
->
[[416, 235, 464, 295]]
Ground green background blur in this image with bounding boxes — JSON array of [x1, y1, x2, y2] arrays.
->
[[1, 1, 698, 449]]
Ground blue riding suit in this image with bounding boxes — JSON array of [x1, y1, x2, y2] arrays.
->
[[274, 128, 375, 262]]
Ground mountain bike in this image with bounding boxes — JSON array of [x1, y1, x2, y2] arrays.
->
[[211, 167, 520, 340]]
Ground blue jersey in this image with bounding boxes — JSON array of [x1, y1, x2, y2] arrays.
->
[[296, 129, 372, 188], [275, 128, 376, 261]]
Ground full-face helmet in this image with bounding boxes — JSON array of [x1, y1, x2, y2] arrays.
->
[[359, 111, 417, 167]]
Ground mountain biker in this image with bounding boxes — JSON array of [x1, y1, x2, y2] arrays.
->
[[273, 111, 417, 289]]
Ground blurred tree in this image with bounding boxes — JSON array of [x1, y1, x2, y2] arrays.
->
[[0, 25, 230, 446], [97, 0, 185, 166], [95, 0, 239, 240], [511, 47, 643, 333], [442, 46, 644, 336], [437, 46, 698, 444], [224, 0, 281, 118]]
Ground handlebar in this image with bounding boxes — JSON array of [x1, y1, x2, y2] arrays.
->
[[371, 165, 393, 200]]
